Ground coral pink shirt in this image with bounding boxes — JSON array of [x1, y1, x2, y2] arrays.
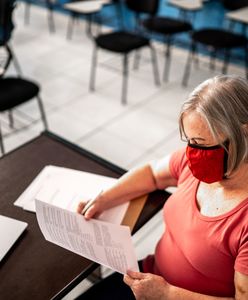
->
[[143, 148, 248, 297]]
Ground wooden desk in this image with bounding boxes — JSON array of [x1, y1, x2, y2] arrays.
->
[[226, 7, 248, 25], [168, 0, 203, 12], [167, 0, 203, 23], [0, 131, 169, 300], [226, 7, 248, 36], [64, 0, 111, 39]]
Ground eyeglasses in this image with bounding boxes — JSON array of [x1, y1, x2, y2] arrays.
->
[[181, 135, 229, 148], [181, 136, 214, 147], [180, 136, 200, 144]]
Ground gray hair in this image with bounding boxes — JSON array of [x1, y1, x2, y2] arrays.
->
[[179, 75, 248, 176]]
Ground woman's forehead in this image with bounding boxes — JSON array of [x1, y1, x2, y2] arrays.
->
[[182, 112, 215, 141]]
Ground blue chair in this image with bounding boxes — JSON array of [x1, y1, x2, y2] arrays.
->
[[182, 0, 248, 86], [0, 0, 22, 76], [0, 74, 48, 154], [89, 0, 160, 105]]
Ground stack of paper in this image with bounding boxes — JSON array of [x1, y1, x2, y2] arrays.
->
[[14, 165, 128, 223], [16, 165, 139, 274]]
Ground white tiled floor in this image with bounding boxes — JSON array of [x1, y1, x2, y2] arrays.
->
[[4, 3, 246, 299]]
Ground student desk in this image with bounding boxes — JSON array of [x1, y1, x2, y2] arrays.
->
[[64, 0, 111, 39], [226, 7, 248, 26], [226, 7, 248, 35], [0, 131, 169, 300]]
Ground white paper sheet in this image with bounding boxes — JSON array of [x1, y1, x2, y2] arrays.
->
[[35, 199, 139, 275], [35, 181, 129, 224], [14, 165, 129, 225]]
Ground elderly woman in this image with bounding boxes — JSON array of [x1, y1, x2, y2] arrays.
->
[[77, 75, 248, 300]]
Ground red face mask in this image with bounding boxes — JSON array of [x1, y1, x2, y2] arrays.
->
[[186, 144, 228, 184]]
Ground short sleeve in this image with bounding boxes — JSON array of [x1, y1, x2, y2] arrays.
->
[[235, 230, 248, 275], [169, 148, 188, 180]]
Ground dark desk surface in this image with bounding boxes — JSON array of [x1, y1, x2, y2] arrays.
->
[[0, 131, 169, 300]]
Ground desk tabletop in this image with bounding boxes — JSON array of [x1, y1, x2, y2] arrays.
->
[[0, 132, 168, 300], [64, 0, 111, 13], [226, 7, 248, 24], [168, 0, 203, 11]]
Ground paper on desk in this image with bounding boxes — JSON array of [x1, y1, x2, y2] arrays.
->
[[14, 165, 56, 210], [35, 199, 139, 274], [35, 180, 129, 224], [14, 165, 128, 225]]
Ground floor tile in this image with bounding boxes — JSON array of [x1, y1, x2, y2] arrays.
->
[[78, 128, 146, 169], [47, 108, 95, 142], [105, 106, 177, 151]]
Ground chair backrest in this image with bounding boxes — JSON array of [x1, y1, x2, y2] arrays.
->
[[125, 0, 159, 16], [222, 0, 248, 10], [0, 0, 15, 44]]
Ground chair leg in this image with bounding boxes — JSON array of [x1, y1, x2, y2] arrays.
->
[[3, 44, 13, 76], [0, 123, 5, 155], [163, 36, 172, 82], [182, 41, 195, 87], [193, 44, 199, 69], [149, 45, 160, 86], [47, 1, 55, 33], [222, 48, 230, 74], [66, 13, 77, 40], [48, 10, 55, 33], [6, 44, 22, 76], [122, 54, 129, 105], [86, 14, 94, 39], [209, 49, 216, 71], [133, 49, 142, 70], [24, 0, 31, 25], [89, 44, 98, 92], [96, 11, 102, 36], [37, 95, 48, 130], [8, 110, 14, 129]]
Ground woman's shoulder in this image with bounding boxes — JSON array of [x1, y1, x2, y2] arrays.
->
[[169, 147, 189, 180]]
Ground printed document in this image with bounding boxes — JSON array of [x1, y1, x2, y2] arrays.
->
[[15, 165, 140, 273], [14, 165, 129, 224], [35, 199, 139, 274]]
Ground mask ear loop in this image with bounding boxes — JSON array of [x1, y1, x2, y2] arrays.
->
[[222, 140, 229, 179]]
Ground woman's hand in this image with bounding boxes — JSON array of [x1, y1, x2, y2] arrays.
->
[[124, 270, 170, 300], [77, 192, 104, 220]]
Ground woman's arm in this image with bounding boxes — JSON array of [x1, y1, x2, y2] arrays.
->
[[235, 271, 248, 300], [77, 154, 177, 219], [124, 270, 248, 300]]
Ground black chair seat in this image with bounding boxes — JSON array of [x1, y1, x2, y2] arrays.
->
[[143, 17, 192, 35], [193, 29, 247, 48], [0, 77, 39, 111], [95, 31, 149, 53]]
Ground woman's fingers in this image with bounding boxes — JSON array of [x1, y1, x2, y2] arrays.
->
[[77, 191, 103, 219], [77, 201, 86, 213], [123, 271, 146, 288], [77, 199, 90, 214], [127, 270, 146, 279], [77, 199, 99, 219], [83, 203, 97, 219], [123, 274, 134, 287]]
